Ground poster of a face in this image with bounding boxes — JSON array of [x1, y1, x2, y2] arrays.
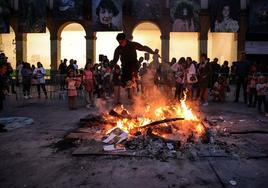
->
[[170, 0, 200, 32], [0, 0, 10, 33], [131, 0, 162, 20], [92, 0, 123, 31], [53, 0, 83, 20], [249, 0, 268, 33], [19, 0, 46, 33], [210, 0, 240, 32]]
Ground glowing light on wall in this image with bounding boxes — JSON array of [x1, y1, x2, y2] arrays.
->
[[0, 27, 16, 67], [96, 31, 122, 63], [27, 28, 50, 69], [61, 24, 86, 69], [208, 31, 237, 64], [133, 22, 161, 63], [170, 32, 199, 62]]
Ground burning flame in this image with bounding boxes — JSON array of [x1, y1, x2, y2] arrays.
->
[[106, 90, 205, 139]]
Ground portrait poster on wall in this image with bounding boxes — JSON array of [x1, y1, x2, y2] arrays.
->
[[131, 0, 162, 20], [92, 0, 123, 31], [53, 0, 83, 20], [0, 0, 10, 33], [19, 0, 46, 33], [170, 0, 200, 32], [210, 0, 240, 32], [249, 0, 268, 33]]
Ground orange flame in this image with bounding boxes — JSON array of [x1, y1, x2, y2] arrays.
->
[[106, 89, 204, 138]]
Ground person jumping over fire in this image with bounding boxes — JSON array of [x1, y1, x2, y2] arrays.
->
[[111, 33, 155, 99]]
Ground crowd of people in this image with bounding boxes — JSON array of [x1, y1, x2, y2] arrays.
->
[[55, 50, 268, 116], [0, 38, 268, 116]]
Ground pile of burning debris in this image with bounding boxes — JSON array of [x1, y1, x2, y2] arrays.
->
[[65, 94, 225, 160]]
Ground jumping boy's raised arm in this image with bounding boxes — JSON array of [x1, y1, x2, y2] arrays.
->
[[133, 42, 154, 54]]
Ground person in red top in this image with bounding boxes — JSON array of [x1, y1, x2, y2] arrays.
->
[[83, 63, 94, 108], [66, 70, 81, 110]]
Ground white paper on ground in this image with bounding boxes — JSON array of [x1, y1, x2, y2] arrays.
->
[[103, 145, 115, 151], [102, 133, 116, 143], [116, 132, 128, 144]]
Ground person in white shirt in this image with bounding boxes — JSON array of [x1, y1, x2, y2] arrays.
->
[[33, 62, 47, 99]]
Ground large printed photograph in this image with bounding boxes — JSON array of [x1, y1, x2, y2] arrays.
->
[[131, 0, 162, 20], [92, 0, 123, 31], [249, 0, 268, 33], [210, 0, 240, 32], [53, 0, 83, 20], [0, 0, 10, 33], [19, 0, 46, 33], [170, 0, 200, 32]]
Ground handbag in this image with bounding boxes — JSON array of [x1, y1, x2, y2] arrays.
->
[[187, 74, 198, 84]]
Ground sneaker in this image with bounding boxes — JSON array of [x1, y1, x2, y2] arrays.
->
[[86, 104, 91, 109], [24, 95, 29, 99], [202, 102, 209, 106], [28, 95, 33, 98]]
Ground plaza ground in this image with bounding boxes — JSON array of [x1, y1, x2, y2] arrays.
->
[[0, 90, 268, 188]]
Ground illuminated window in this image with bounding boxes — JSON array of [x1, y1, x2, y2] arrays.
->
[[208, 30, 237, 64], [133, 22, 161, 62], [27, 28, 50, 69], [61, 23, 86, 69], [0, 27, 16, 67], [170, 32, 199, 62]]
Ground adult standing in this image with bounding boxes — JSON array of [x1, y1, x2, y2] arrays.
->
[[234, 52, 250, 103], [16, 60, 23, 86], [21, 62, 33, 99], [58, 59, 68, 90], [198, 53, 212, 106], [0, 63, 7, 111], [33, 62, 48, 99], [210, 58, 221, 91]]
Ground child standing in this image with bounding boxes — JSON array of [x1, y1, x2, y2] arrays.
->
[[247, 64, 257, 107], [66, 70, 81, 110], [112, 64, 121, 105], [83, 63, 94, 108], [152, 49, 161, 70], [256, 76, 266, 113], [139, 62, 148, 94], [211, 76, 227, 102]]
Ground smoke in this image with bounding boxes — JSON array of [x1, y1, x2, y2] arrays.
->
[[95, 98, 110, 114], [132, 68, 170, 118]]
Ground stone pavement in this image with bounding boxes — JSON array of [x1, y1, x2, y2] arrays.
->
[[0, 92, 268, 188]]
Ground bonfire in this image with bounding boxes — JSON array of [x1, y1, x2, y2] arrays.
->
[[104, 90, 207, 146]]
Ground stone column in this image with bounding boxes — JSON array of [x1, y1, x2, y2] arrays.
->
[[50, 33, 61, 71], [160, 34, 170, 63], [15, 33, 27, 62], [237, 10, 247, 58], [199, 9, 210, 57], [85, 33, 97, 63]]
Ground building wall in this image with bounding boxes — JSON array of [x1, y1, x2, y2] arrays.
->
[[0, 0, 264, 70]]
